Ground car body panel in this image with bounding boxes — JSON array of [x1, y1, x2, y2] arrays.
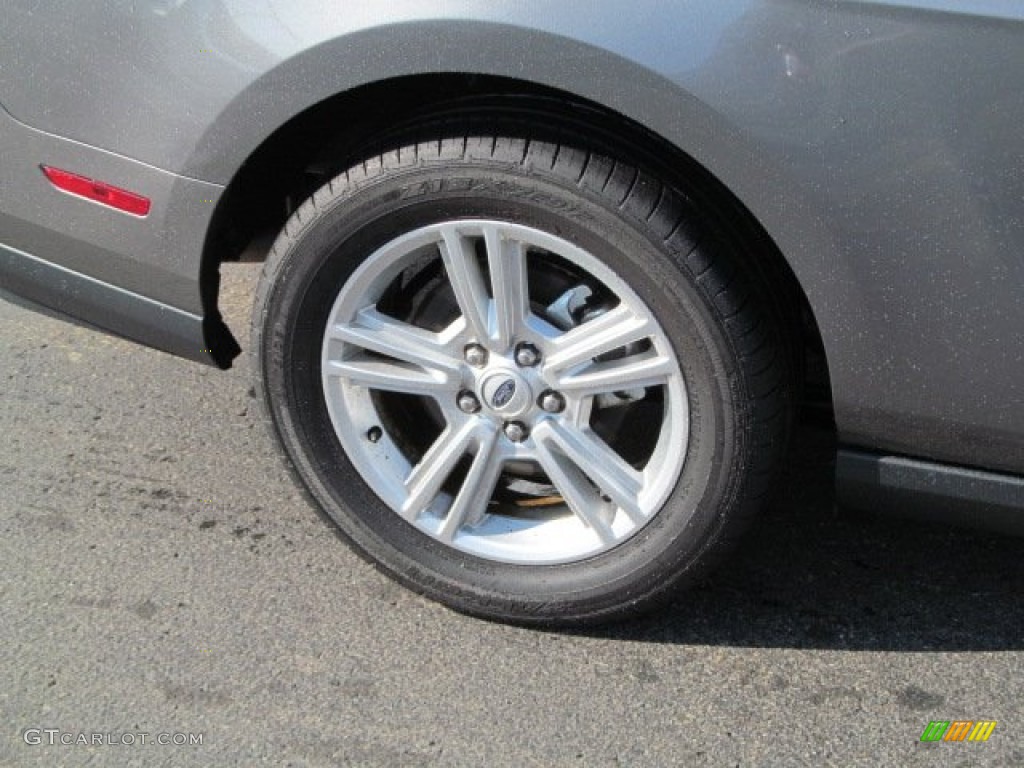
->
[[1, 1, 1023, 477], [0, 240, 217, 366], [0, 104, 221, 314]]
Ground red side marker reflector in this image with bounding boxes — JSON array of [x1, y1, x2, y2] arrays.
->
[[41, 165, 151, 217]]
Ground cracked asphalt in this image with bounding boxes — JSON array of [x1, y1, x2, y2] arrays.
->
[[2, 264, 1022, 767]]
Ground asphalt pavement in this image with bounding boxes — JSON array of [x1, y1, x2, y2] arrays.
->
[[2, 263, 1022, 767]]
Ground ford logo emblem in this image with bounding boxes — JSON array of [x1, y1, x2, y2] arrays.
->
[[491, 379, 517, 409]]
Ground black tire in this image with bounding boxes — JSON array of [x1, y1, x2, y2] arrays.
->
[[252, 134, 791, 626]]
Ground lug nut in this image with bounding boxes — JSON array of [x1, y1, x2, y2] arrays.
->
[[538, 390, 566, 414], [464, 343, 488, 367], [457, 391, 481, 414], [503, 421, 529, 443], [514, 342, 541, 368]]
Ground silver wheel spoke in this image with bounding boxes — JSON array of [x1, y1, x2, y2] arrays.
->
[[327, 309, 460, 387], [439, 425, 503, 542], [544, 304, 653, 373], [483, 225, 529, 351], [555, 350, 675, 397], [326, 356, 455, 396], [536, 421, 645, 525], [401, 420, 479, 520], [534, 431, 616, 544], [439, 225, 491, 342]]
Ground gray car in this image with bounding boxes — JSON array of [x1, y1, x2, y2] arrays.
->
[[2, 1, 1022, 625]]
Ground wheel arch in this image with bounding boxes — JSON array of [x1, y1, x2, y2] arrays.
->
[[198, 32, 838, 408]]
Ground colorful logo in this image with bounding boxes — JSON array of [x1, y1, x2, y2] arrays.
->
[[920, 721, 997, 742]]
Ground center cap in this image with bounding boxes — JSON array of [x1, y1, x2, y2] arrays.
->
[[480, 370, 532, 416]]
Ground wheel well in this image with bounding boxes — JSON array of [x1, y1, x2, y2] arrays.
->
[[203, 73, 832, 412]]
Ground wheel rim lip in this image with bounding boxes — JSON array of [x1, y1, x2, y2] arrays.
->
[[320, 219, 690, 565]]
